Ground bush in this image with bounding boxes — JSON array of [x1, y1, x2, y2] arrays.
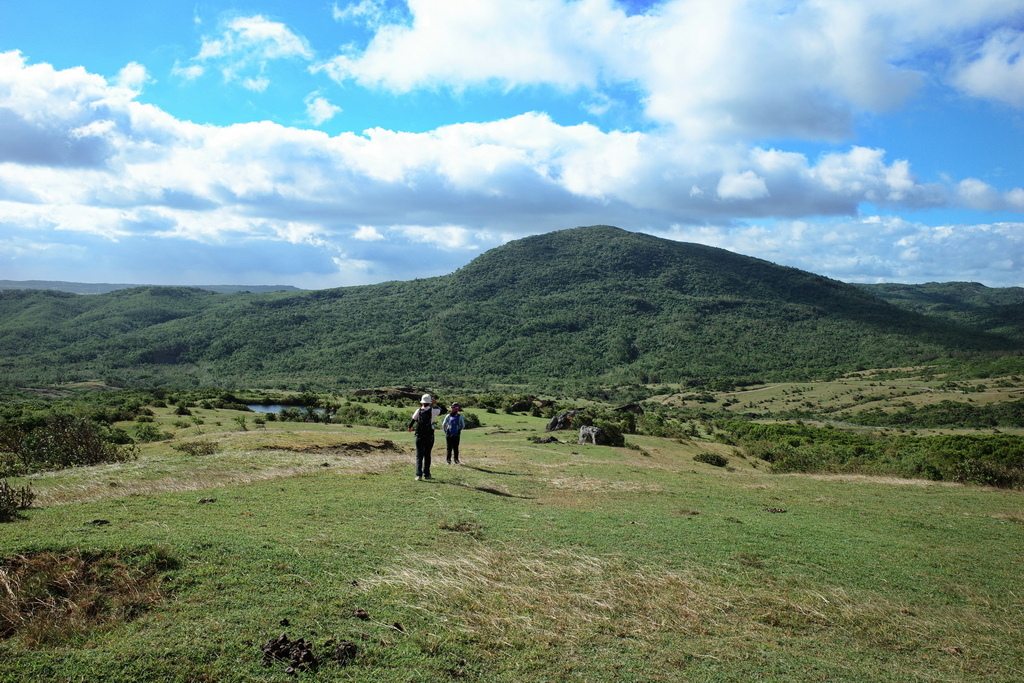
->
[[0, 479, 34, 522], [10, 414, 139, 474], [133, 423, 170, 443], [593, 420, 625, 447], [950, 460, 1023, 489], [694, 452, 730, 468]]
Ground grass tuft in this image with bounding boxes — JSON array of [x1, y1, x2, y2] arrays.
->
[[0, 547, 176, 646]]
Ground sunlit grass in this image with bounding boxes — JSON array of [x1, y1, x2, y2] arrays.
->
[[1, 406, 1023, 681]]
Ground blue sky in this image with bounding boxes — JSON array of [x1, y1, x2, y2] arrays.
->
[[1, 0, 1023, 289]]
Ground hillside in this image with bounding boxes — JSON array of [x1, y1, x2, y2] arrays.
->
[[857, 281, 1024, 343], [0, 226, 1020, 391], [0, 280, 302, 295]]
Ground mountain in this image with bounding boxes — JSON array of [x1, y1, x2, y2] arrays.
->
[[0, 280, 302, 295], [0, 226, 1019, 391], [856, 281, 1024, 344]]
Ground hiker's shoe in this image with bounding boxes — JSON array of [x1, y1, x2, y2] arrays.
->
[[446, 459, 451, 464], [454, 460, 460, 464], [415, 476, 421, 480]]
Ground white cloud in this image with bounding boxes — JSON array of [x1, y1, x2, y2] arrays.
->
[[951, 28, 1024, 107], [658, 217, 1024, 286], [717, 171, 769, 201], [184, 14, 314, 87], [115, 62, 149, 92], [957, 178, 1001, 210], [321, 0, 1024, 141], [305, 93, 342, 125], [398, 225, 474, 249], [171, 62, 205, 81], [219, 15, 313, 61], [2, 50, 1023, 288], [242, 76, 270, 92], [1007, 187, 1024, 210], [319, 0, 625, 93], [332, 0, 392, 26], [354, 225, 385, 241]]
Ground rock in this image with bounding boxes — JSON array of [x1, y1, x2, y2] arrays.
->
[[578, 425, 610, 446], [546, 409, 583, 432]]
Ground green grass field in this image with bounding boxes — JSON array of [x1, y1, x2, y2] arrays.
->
[[658, 369, 1024, 419], [2, 406, 1023, 681]]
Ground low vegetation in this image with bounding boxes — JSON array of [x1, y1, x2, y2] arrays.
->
[[0, 392, 1021, 681], [0, 480, 33, 522], [0, 547, 175, 647]]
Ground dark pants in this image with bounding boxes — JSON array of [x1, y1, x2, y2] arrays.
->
[[415, 433, 434, 478], [446, 435, 461, 463]]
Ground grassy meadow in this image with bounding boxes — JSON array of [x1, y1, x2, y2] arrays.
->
[[2, 402, 1024, 681], [660, 368, 1024, 419]]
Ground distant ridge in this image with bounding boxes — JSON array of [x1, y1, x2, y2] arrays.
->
[[0, 280, 303, 295], [0, 225, 1020, 391]]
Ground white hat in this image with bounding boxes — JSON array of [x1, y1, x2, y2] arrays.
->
[[420, 394, 432, 404]]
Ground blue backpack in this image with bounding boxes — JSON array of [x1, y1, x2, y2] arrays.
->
[[446, 413, 464, 437]]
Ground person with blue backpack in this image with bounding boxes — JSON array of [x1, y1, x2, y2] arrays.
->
[[442, 402, 466, 464]]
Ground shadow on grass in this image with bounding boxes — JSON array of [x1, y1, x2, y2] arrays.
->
[[423, 478, 533, 499], [458, 465, 529, 476], [468, 485, 533, 499]]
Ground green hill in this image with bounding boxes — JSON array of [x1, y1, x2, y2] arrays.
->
[[1, 226, 1019, 391], [857, 281, 1024, 343], [0, 280, 302, 295]]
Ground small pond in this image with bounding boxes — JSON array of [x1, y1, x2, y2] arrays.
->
[[247, 404, 326, 414]]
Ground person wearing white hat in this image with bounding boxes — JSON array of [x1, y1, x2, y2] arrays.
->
[[407, 394, 440, 480]]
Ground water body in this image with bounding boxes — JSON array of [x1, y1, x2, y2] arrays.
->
[[247, 404, 326, 414]]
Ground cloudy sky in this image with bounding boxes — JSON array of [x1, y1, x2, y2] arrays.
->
[[1, 0, 1023, 289]]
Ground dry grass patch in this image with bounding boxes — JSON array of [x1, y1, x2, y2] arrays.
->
[[991, 513, 1024, 525], [792, 473, 961, 488], [27, 435, 409, 506], [0, 548, 175, 647], [361, 546, 723, 647], [544, 476, 667, 494], [359, 546, 1020, 675]]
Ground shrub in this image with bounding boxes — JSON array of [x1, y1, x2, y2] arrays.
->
[[593, 420, 625, 447], [133, 423, 170, 443], [12, 414, 139, 474], [0, 479, 34, 522], [694, 452, 729, 468], [950, 460, 1023, 489]]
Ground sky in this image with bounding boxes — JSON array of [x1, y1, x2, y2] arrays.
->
[[1, 0, 1023, 290]]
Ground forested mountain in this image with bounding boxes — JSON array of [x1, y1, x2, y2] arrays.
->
[[857, 281, 1024, 344], [1, 226, 1019, 391], [0, 280, 301, 295]]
